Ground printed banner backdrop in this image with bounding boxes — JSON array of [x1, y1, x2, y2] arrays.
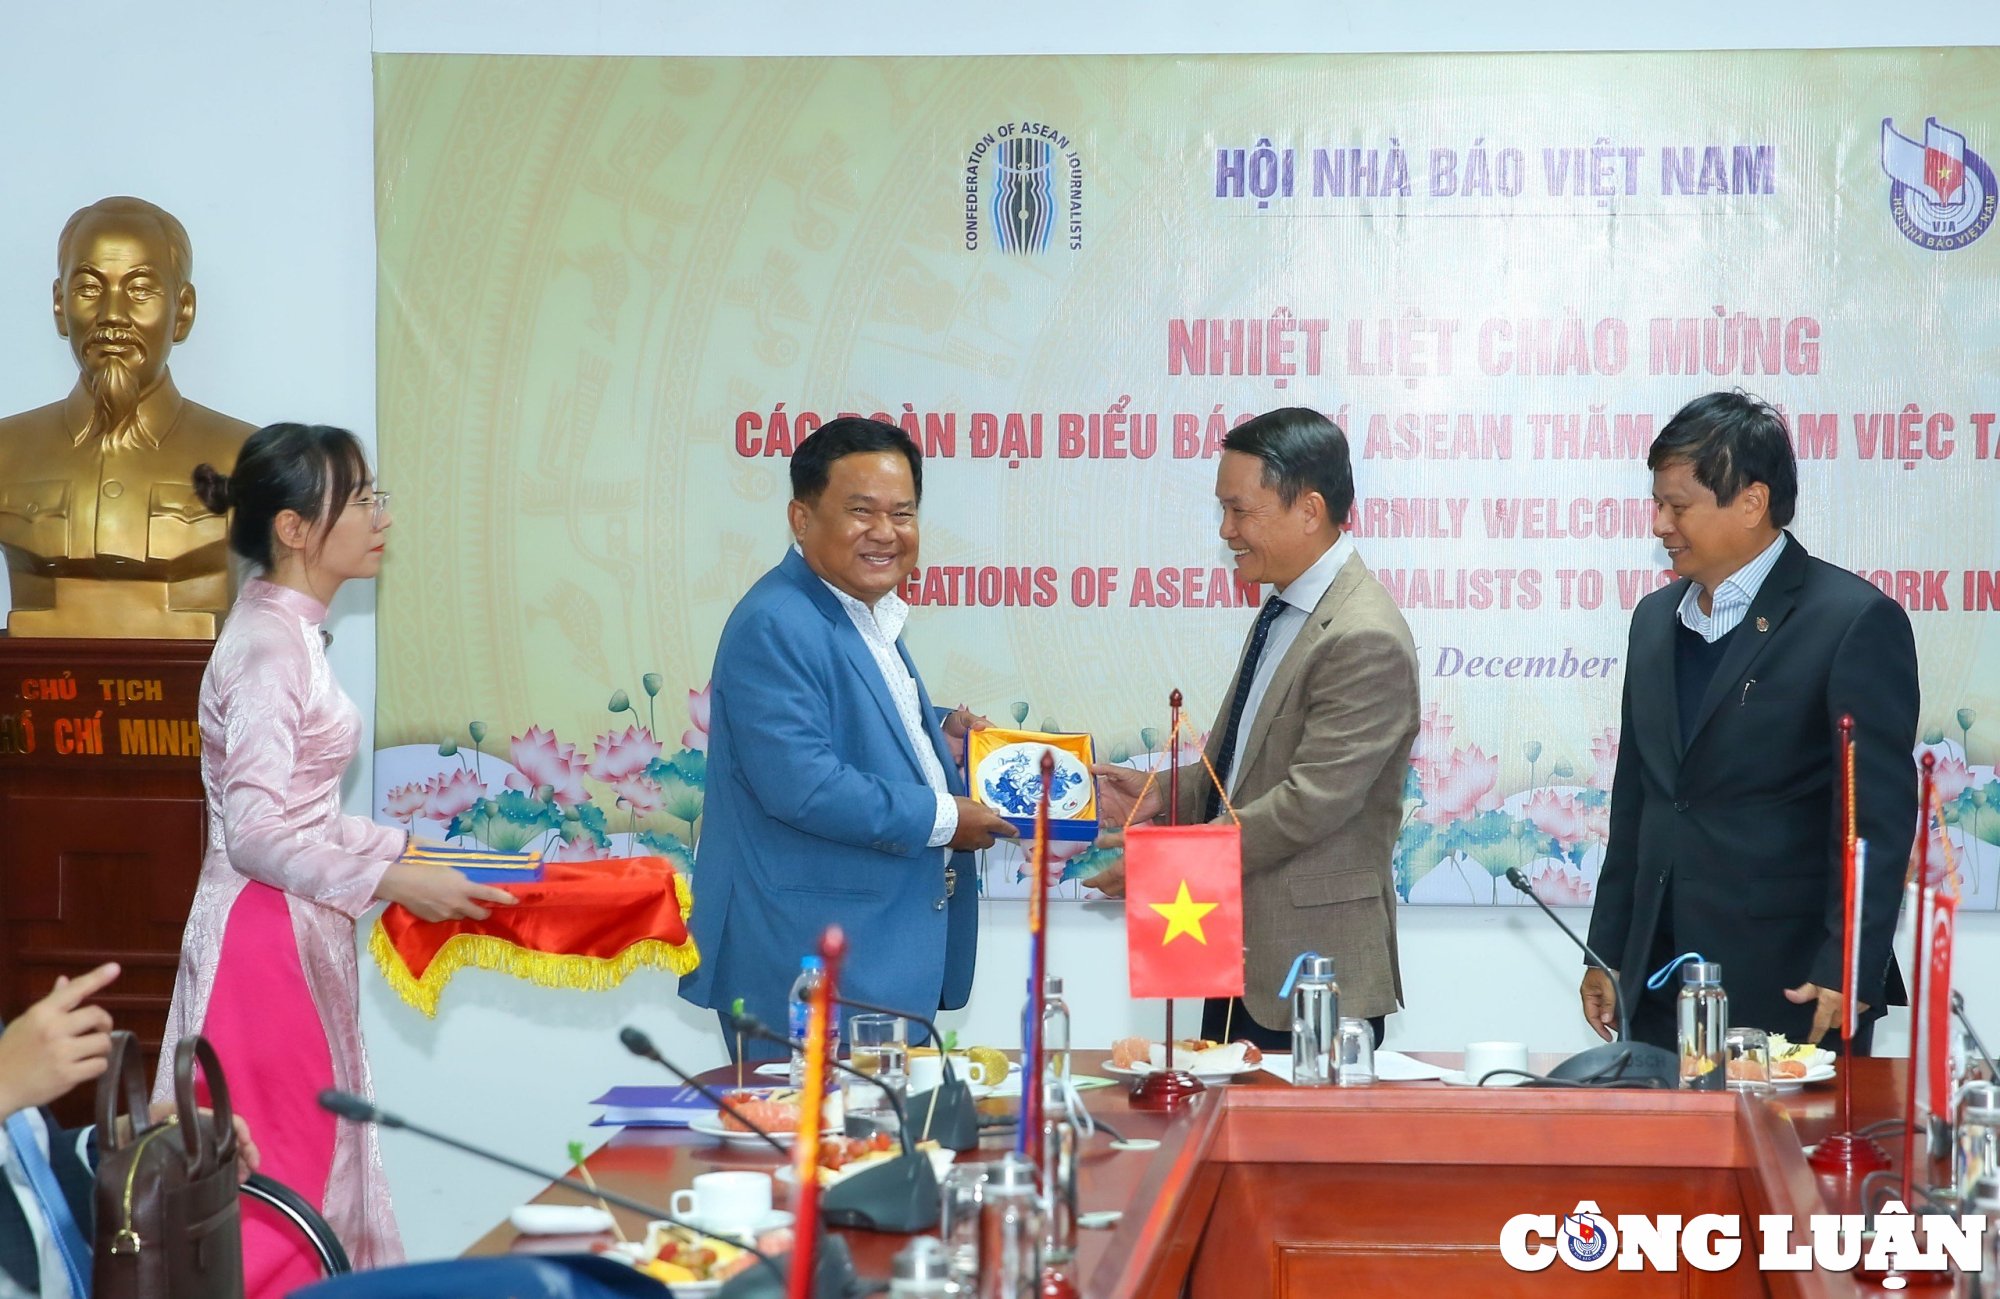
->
[[373, 51, 2000, 908]]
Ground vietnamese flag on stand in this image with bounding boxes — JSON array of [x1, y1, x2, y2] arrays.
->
[[1125, 823, 1245, 999]]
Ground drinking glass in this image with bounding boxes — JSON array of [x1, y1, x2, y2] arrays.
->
[[938, 1160, 988, 1288], [847, 1013, 908, 1124], [1335, 1017, 1376, 1086], [1725, 1027, 1773, 1095]]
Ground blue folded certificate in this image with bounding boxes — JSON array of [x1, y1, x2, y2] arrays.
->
[[587, 1084, 714, 1128]]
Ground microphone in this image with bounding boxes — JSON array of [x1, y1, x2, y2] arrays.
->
[[619, 1026, 789, 1157], [828, 994, 978, 1153], [728, 1012, 941, 1233], [1502, 867, 1678, 1088], [1952, 992, 1999, 1079], [316, 1090, 861, 1299]]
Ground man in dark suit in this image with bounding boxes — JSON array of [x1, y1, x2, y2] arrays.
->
[[1583, 391, 1919, 1052], [680, 418, 1015, 1056]]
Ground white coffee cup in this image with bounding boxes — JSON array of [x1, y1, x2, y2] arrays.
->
[[669, 1170, 772, 1233], [1463, 1040, 1530, 1086], [908, 1051, 999, 1095]]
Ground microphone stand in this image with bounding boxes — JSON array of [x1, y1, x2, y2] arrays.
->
[[315, 1090, 859, 1299], [1953, 992, 1999, 1080], [828, 994, 979, 1152], [1503, 868, 1677, 1088], [730, 1013, 941, 1232]]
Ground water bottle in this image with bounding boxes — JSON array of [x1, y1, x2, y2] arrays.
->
[[1955, 1080, 2000, 1206], [1283, 953, 1339, 1086], [787, 956, 841, 1088], [1677, 961, 1727, 1091], [1042, 976, 1072, 1095], [975, 1153, 1042, 1299], [1969, 1172, 2000, 1298]]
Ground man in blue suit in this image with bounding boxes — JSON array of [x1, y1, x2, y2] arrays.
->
[[681, 418, 1015, 1057]]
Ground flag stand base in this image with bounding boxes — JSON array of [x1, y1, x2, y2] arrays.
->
[[1806, 1131, 1890, 1174], [1130, 1070, 1206, 1111]]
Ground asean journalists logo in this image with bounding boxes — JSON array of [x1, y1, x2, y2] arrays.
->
[[963, 121, 1084, 253], [1880, 116, 1997, 251]]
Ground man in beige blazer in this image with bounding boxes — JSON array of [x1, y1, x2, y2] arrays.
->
[[1095, 406, 1421, 1047]]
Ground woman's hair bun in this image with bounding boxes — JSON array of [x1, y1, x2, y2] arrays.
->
[[192, 463, 233, 514]]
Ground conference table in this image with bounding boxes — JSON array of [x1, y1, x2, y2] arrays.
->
[[468, 1051, 1943, 1296]]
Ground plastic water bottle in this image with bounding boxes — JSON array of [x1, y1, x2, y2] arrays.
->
[[1042, 975, 1072, 1094], [786, 956, 840, 1088], [1285, 953, 1339, 1086], [1677, 961, 1727, 1091]]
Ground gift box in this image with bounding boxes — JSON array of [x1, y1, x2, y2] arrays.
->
[[966, 727, 1099, 841], [403, 840, 547, 884]]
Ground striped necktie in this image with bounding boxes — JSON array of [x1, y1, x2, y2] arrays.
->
[[1204, 594, 1289, 820]]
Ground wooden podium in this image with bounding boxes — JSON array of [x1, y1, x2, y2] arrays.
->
[[0, 636, 211, 1125]]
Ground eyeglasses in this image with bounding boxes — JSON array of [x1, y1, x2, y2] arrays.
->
[[354, 490, 392, 529]]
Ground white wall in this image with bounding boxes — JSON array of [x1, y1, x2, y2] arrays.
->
[[7, 0, 2000, 1263], [0, 0, 382, 773]]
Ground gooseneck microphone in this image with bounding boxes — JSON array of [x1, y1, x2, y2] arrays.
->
[[1502, 867, 1679, 1088], [1952, 991, 1999, 1079], [726, 1011, 941, 1233], [619, 1026, 788, 1156], [827, 995, 952, 1069], [1504, 867, 1630, 1043], [316, 1089, 808, 1296], [827, 994, 978, 1153]]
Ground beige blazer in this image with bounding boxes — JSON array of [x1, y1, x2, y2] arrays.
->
[[1177, 551, 1421, 1027]]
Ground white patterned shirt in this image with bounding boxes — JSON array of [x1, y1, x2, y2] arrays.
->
[[807, 552, 958, 849], [1677, 532, 1787, 643]]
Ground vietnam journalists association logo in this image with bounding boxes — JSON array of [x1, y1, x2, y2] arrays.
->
[[1880, 116, 1997, 251], [962, 121, 1084, 253]]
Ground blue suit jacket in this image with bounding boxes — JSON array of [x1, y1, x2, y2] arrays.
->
[[679, 549, 977, 1046]]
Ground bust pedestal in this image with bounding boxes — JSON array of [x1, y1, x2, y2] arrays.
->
[[0, 635, 211, 1125]]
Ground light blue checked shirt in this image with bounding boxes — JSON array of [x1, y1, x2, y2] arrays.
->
[[1676, 532, 1787, 643]]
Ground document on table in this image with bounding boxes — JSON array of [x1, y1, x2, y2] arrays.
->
[[1256, 1051, 1453, 1082]]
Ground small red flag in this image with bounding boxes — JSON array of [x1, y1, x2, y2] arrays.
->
[[1125, 823, 1245, 999]]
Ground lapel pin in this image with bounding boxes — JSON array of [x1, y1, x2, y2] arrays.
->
[[1755, 617, 1769, 632]]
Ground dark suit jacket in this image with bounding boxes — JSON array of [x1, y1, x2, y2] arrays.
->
[[1585, 534, 1919, 1044], [0, 1105, 96, 1295], [679, 549, 976, 1045]]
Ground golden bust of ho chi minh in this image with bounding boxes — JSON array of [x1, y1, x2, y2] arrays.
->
[[0, 197, 253, 639]]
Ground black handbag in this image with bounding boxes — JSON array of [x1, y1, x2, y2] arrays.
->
[[91, 1031, 245, 1299]]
